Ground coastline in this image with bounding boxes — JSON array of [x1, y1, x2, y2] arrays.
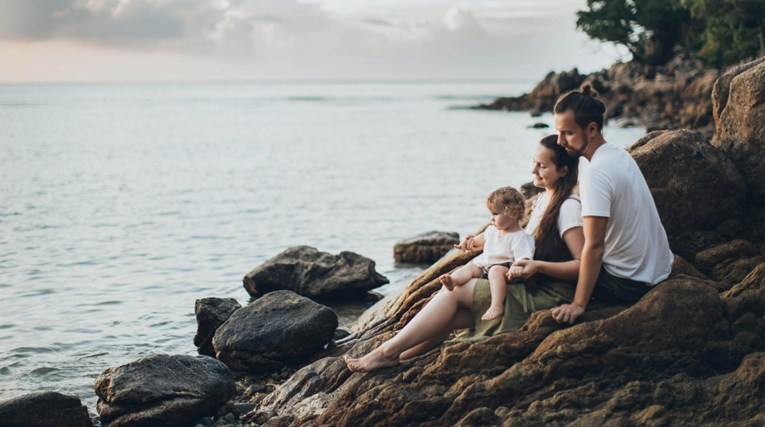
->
[[3, 56, 765, 426], [474, 54, 722, 136]]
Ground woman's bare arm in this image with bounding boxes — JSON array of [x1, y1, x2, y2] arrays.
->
[[512, 226, 583, 280]]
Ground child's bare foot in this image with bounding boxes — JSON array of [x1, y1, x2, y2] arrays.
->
[[343, 347, 399, 372], [481, 305, 504, 321], [439, 274, 455, 291]]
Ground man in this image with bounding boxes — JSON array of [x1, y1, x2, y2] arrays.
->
[[550, 84, 674, 324]]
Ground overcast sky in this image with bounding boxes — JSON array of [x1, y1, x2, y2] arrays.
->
[[0, 0, 630, 82]]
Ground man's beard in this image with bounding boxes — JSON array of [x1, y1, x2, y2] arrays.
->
[[566, 133, 590, 158]]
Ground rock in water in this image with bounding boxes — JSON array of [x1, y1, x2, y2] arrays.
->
[[94, 354, 234, 427], [194, 297, 242, 357], [243, 246, 388, 300], [212, 290, 338, 373], [393, 231, 459, 264], [0, 392, 92, 427]]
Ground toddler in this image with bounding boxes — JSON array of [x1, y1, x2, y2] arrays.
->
[[439, 186, 535, 320]]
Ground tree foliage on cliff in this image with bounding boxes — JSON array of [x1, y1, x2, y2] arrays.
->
[[685, 0, 765, 67], [576, 0, 765, 67]]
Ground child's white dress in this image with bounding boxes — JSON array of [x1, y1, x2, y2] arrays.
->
[[472, 226, 535, 269]]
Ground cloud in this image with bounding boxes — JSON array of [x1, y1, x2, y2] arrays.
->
[[0, 0, 188, 45], [0, 0, 507, 53], [0, 0, 630, 81]]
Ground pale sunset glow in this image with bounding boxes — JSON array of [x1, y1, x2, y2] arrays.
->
[[0, 0, 628, 82]]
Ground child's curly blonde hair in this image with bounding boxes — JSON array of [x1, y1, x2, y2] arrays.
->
[[486, 186, 525, 218]]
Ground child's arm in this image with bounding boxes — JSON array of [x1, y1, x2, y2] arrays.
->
[[455, 233, 485, 251], [508, 234, 534, 279], [467, 233, 485, 251]]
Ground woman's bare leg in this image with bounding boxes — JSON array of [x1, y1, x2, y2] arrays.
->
[[345, 279, 478, 372], [399, 307, 473, 360]]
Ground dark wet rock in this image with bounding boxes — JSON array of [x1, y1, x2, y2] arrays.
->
[[243, 246, 388, 300], [194, 297, 242, 357], [212, 290, 337, 373], [0, 391, 92, 427], [629, 129, 746, 260], [529, 122, 549, 129], [393, 231, 459, 264], [94, 354, 234, 427]]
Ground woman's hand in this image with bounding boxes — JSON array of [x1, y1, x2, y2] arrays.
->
[[507, 265, 524, 280], [510, 259, 540, 279]]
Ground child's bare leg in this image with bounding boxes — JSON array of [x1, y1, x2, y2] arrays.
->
[[481, 265, 509, 321], [439, 263, 482, 291]]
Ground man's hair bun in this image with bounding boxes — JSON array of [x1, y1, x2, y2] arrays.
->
[[580, 84, 598, 98]]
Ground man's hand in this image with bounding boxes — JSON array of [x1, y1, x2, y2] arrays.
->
[[551, 302, 585, 324]]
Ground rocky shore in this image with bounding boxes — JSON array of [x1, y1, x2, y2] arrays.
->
[[2, 56, 764, 426], [475, 54, 724, 135]]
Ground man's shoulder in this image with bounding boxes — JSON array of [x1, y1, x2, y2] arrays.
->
[[589, 144, 633, 175], [592, 143, 627, 163]]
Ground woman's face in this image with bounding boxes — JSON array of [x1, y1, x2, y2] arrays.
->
[[531, 145, 566, 189]]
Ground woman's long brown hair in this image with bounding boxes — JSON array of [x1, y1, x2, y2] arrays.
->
[[533, 134, 579, 262]]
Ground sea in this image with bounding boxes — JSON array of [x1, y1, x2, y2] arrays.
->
[[0, 80, 646, 410]]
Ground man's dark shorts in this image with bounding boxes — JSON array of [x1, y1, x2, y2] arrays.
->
[[592, 267, 651, 303]]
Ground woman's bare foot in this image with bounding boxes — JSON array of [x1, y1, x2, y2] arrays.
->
[[439, 274, 455, 291], [481, 304, 504, 321], [343, 347, 400, 372]]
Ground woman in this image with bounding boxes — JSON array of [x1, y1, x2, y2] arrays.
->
[[344, 135, 583, 372]]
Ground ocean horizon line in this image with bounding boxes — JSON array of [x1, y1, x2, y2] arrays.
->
[[0, 77, 539, 87]]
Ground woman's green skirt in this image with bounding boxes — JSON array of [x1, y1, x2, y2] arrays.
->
[[470, 278, 576, 338]]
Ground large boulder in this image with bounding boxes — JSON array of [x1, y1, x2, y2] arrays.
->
[[194, 297, 242, 357], [243, 246, 388, 300], [393, 231, 459, 264], [712, 56, 765, 203], [94, 354, 234, 427], [0, 392, 92, 427], [212, 290, 338, 373], [628, 129, 746, 259]]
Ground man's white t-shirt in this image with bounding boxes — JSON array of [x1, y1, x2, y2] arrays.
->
[[579, 143, 674, 285], [525, 192, 583, 239], [473, 227, 535, 268]]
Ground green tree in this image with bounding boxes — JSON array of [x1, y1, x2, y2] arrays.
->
[[576, 0, 692, 65], [684, 0, 765, 67]]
